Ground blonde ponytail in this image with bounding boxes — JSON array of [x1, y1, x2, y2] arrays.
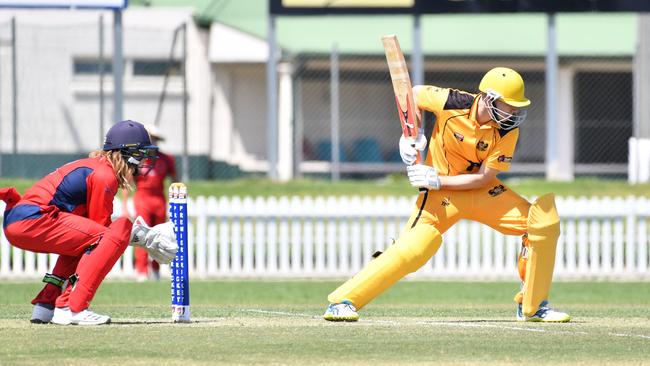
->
[[88, 150, 134, 190]]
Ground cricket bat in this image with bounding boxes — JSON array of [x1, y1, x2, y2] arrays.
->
[[382, 34, 422, 164]]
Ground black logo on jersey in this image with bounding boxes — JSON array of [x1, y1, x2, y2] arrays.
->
[[441, 197, 451, 207], [465, 160, 481, 172], [476, 141, 489, 151], [497, 155, 512, 163], [489, 184, 507, 197], [453, 132, 464, 141]]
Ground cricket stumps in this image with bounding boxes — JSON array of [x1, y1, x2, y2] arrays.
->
[[169, 182, 190, 323]]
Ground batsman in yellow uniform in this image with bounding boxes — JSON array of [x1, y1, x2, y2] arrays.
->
[[323, 67, 570, 323]]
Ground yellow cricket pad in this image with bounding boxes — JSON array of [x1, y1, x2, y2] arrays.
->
[[327, 224, 442, 310], [522, 193, 561, 317]]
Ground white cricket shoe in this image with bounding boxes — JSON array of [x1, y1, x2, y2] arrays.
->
[[517, 300, 571, 323], [51, 307, 111, 325], [30, 303, 54, 324], [323, 301, 359, 322]]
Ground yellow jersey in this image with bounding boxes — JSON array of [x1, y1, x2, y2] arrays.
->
[[416, 86, 519, 176]]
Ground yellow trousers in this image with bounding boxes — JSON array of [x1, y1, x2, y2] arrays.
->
[[328, 179, 545, 311]]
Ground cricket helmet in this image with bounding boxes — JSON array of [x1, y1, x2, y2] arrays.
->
[[479, 67, 530, 108], [479, 67, 530, 130], [103, 120, 158, 172]]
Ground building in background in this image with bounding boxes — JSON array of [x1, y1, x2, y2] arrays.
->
[[0, 7, 212, 178], [0, 1, 642, 181]]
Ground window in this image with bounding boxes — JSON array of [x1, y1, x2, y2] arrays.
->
[[133, 60, 181, 76], [73, 59, 181, 76], [73, 59, 112, 75]]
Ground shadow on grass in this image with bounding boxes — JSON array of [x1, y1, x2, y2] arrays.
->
[[111, 319, 223, 325], [421, 319, 581, 324]]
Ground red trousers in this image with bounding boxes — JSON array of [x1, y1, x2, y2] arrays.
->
[[4, 206, 131, 312], [133, 193, 167, 275]]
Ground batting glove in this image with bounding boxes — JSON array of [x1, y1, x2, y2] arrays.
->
[[130, 216, 179, 264], [399, 132, 427, 166], [407, 164, 441, 190]]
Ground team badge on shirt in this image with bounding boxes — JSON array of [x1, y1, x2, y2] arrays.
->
[[476, 141, 489, 151], [441, 197, 451, 207], [488, 184, 507, 197], [497, 155, 512, 163], [453, 132, 464, 141], [465, 160, 481, 172]]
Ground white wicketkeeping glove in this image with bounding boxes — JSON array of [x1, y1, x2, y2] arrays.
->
[[399, 132, 427, 166], [130, 216, 179, 264], [407, 164, 441, 190]]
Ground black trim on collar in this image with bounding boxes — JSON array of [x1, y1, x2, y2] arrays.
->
[[443, 89, 474, 110], [498, 127, 518, 137]]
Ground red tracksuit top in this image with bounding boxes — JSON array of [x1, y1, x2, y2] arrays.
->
[[4, 157, 118, 228]]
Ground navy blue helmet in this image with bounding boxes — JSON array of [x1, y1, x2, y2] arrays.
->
[[103, 120, 158, 173]]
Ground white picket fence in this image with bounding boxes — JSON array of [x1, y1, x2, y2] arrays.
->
[[1, 196, 650, 280]]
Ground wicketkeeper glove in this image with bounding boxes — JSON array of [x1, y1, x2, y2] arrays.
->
[[398, 132, 427, 166], [130, 216, 179, 264], [407, 164, 441, 190]]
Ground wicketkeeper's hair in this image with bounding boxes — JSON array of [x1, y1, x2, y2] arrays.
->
[[88, 149, 134, 190]]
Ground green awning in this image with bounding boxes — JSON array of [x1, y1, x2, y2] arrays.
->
[[132, 0, 637, 56]]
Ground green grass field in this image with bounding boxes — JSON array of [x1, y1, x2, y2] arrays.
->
[[3, 177, 650, 198], [1, 280, 649, 365]]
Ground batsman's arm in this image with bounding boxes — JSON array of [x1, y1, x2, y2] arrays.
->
[[438, 165, 499, 190], [412, 84, 438, 142]]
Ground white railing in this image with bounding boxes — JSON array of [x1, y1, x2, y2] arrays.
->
[[1, 196, 649, 280]]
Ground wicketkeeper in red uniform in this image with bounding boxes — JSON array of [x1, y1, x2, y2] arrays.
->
[[122, 124, 177, 281], [0, 120, 178, 325]]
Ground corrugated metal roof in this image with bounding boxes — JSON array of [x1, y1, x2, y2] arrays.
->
[[132, 1, 637, 56]]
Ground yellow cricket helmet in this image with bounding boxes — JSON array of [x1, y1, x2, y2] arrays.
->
[[479, 67, 530, 108]]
